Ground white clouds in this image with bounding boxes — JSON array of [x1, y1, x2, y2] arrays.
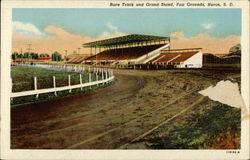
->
[[170, 31, 240, 54], [201, 23, 215, 30], [12, 24, 126, 54], [96, 22, 126, 39], [106, 22, 118, 33], [13, 21, 43, 36]]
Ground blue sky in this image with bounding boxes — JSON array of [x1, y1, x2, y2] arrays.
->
[[13, 8, 241, 38]]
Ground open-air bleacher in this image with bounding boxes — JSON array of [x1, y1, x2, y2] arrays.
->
[[85, 44, 165, 61]]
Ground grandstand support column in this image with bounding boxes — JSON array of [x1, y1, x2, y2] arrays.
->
[[134, 65, 135, 70], [95, 46, 97, 66], [99, 47, 101, 66], [147, 65, 149, 70], [140, 65, 142, 69]]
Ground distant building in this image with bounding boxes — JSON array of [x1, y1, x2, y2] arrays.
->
[[37, 57, 52, 62]]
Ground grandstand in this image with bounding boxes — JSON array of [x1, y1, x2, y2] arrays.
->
[[67, 56, 87, 63], [81, 34, 205, 68], [82, 34, 170, 66], [85, 44, 165, 61], [148, 48, 203, 68]]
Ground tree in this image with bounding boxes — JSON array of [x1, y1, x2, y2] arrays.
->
[[40, 53, 50, 57], [11, 52, 19, 60], [19, 54, 23, 58], [30, 52, 39, 59], [52, 51, 62, 61], [23, 52, 32, 58], [229, 44, 241, 53]]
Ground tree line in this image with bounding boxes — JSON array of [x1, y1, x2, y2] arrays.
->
[[11, 51, 62, 61]]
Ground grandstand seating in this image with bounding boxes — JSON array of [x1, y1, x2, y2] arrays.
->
[[85, 44, 165, 61], [148, 51, 198, 64], [67, 56, 88, 63]]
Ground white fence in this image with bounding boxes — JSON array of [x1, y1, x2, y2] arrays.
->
[[11, 64, 114, 98]]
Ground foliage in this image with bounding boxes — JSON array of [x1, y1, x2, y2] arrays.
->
[[229, 44, 241, 53], [52, 51, 62, 61], [11, 52, 40, 60], [11, 52, 19, 60], [146, 104, 241, 149], [40, 53, 50, 57]]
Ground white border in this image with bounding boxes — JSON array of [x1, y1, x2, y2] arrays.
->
[[1, 1, 249, 159]]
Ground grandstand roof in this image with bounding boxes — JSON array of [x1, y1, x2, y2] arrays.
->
[[83, 34, 170, 48]]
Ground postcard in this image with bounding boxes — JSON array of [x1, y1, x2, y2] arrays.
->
[[1, 0, 249, 159]]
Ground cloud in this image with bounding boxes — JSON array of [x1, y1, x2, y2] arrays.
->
[[96, 22, 125, 40], [106, 22, 118, 33], [170, 32, 240, 54], [12, 25, 126, 55], [170, 32, 186, 40], [13, 21, 43, 36], [201, 23, 215, 30]]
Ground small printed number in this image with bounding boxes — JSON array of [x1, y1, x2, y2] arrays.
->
[[226, 151, 240, 154]]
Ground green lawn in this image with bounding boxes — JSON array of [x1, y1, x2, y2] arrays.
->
[[11, 65, 110, 105], [11, 65, 101, 92]]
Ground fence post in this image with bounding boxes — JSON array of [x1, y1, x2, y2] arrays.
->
[[80, 74, 83, 90], [101, 68, 104, 79], [68, 75, 71, 93], [34, 76, 37, 90], [34, 76, 39, 98], [89, 73, 92, 89], [96, 72, 99, 86], [104, 69, 107, 79], [53, 76, 57, 96], [101, 68, 104, 85]]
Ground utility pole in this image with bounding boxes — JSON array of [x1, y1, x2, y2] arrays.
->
[[78, 48, 81, 54], [20, 48, 23, 54], [64, 50, 68, 61], [27, 44, 32, 54]]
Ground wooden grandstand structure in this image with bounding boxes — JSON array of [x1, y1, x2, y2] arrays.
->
[[148, 48, 203, 68], [82, 34, 171, 66]]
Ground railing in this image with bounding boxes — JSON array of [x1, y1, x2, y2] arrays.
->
[[11, 64, 114, 98]]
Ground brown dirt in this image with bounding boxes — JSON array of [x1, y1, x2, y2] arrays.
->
[[11, 69, 219, 149]]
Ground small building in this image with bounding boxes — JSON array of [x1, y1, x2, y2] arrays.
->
[[37, 57, 52, 61]]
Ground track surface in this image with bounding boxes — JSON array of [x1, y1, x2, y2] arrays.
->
[[11, 69, 215, 149]]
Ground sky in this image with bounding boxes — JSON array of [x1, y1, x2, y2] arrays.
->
[[12, 8, 241, 55]]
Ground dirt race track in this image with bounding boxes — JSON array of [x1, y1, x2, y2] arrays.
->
[[11, 69, 226, 149]]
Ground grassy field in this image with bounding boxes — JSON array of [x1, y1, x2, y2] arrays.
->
[[11, 65, 110, 106]]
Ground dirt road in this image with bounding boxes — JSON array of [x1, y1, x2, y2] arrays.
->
[[11, 69, 217, 149]]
